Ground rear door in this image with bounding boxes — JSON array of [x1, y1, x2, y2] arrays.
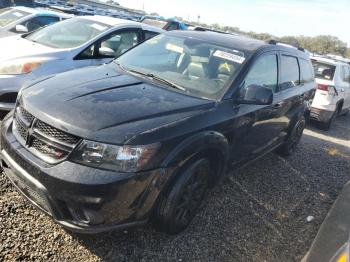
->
[[277, 52, 306, 137], [341, 65, 350, 110]]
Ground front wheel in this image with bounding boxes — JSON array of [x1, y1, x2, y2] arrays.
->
[[153, 158, 211, 234], [276, 116, 306, 157]]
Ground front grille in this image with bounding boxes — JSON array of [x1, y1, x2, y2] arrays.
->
[[19, 106, 34, 124], [32, 138, 69, 160], [12, 105, 81, 163], [13, 119, 27, 142], [35, 120, 79, 145]]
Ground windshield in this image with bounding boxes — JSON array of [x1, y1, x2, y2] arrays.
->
[[116, 34, 247, 100], [25, 18, 111, 49], [311, 59, 336, 81], [141, 18, 168, 29], [0, 8, 31, 27]]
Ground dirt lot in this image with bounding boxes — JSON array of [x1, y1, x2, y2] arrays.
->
[[1, 114, 349, 262]]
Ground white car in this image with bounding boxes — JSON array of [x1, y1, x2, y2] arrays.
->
[[0, 6, 70, 38], [310, 56, 350, 129], [0, 15, 164, 111]]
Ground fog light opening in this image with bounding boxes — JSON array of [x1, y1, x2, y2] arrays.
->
[[69, 206, 104, 225]]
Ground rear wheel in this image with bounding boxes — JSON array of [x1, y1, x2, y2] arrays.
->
[[153, 158, 211, 234], [276, 115, 306, 157]]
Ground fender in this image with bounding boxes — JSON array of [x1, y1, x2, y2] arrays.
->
[[161, 131, 229, 169]]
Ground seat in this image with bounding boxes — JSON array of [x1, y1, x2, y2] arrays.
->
[[183, 47, 210, 79]]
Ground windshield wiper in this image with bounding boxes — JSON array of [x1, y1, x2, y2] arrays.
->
[[116, 64, 186, 91]]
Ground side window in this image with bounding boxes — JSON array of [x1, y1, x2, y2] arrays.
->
[[23, 16, 59, 31], [77, 30, 139, 60], [280, 55, 300, 90], [300, 59, 314, 84], [166, 23, 180, 31], [100, 30, 139, 58], [342, 66, 350, 83], [144, 30, 159, 40], [242, 54, 278, 93]]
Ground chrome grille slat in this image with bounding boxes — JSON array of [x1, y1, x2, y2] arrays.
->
[[13, 105, 81, 163]]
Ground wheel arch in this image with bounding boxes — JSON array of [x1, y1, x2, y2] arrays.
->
[[161, 131, 230, 187]]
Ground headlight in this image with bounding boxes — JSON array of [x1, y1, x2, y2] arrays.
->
[[71, 140, 160, 172], [0, 59, 45, 75]]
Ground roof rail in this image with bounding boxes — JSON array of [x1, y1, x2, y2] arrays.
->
[[267, 39, 305, 52]]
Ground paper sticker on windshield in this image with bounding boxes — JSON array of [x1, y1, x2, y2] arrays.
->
[[166, 43, 184, 53], [13, 12, 24, 17], [213, 50, 245, 64], [90, 23, 107, 31]]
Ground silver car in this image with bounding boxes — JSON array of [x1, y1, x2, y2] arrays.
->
[[0, 15, 164, 111], [0, 6, 70, 38]]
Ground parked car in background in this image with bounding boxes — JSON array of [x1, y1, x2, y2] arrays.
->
[[140, 15, 188, 30], [310, 56, 350, 129], [0, 6, 69, 38], [0, 31, 315, 234], [0, 0, 13, 8], [13, 0, 35, 7], [0, 15, 163, 111]]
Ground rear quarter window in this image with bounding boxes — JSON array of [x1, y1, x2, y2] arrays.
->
[[280, 55, 300, 90], [299, 59, 314, 84]]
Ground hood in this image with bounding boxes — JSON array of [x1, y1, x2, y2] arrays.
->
[[0, 35, 63, 62], [21, 63, 214, 144], [0, 29, 17, 39]]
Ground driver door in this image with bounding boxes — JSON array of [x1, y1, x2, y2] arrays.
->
[[229, 52, 286, 165]]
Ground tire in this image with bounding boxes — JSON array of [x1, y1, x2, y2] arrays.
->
[[320, 107, 338, 131], [153, 158, 211, 234], [276, 115, 306, 157]]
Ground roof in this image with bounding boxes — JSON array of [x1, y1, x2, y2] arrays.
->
[[81, 16, 164, 33], [311, 56, 349, 66], [12, 6, 71, 18], [165, 30, 268, 52], [82, 15, 142, 26]]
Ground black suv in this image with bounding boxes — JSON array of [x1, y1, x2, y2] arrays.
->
[[0, 31, 315, 234]]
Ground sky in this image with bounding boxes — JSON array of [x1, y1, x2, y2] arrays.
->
[[108, 0, 350, 45]]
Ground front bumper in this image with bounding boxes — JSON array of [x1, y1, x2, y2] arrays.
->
[[0, 116, 173, 233]]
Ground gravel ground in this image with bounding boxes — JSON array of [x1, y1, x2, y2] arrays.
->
[[1, 114, 349, 262]]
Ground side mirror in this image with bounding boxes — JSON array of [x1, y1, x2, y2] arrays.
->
[[15, 24, 29, 33], [239, 84, 273, 105], [98, 47, 115, 58]]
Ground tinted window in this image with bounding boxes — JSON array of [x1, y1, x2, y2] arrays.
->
[[144, 30, 158, 40], [311, 60, 336, 81], [300, 59, 314, 84], [78, 30, 139, 59], [23, 16, 60, 31], [243, 54, 278, 92], [166, 23, 180, 31], [343, 66, 350, 83], [280, 55, 300, 90], [102, 30, 139, 57]]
